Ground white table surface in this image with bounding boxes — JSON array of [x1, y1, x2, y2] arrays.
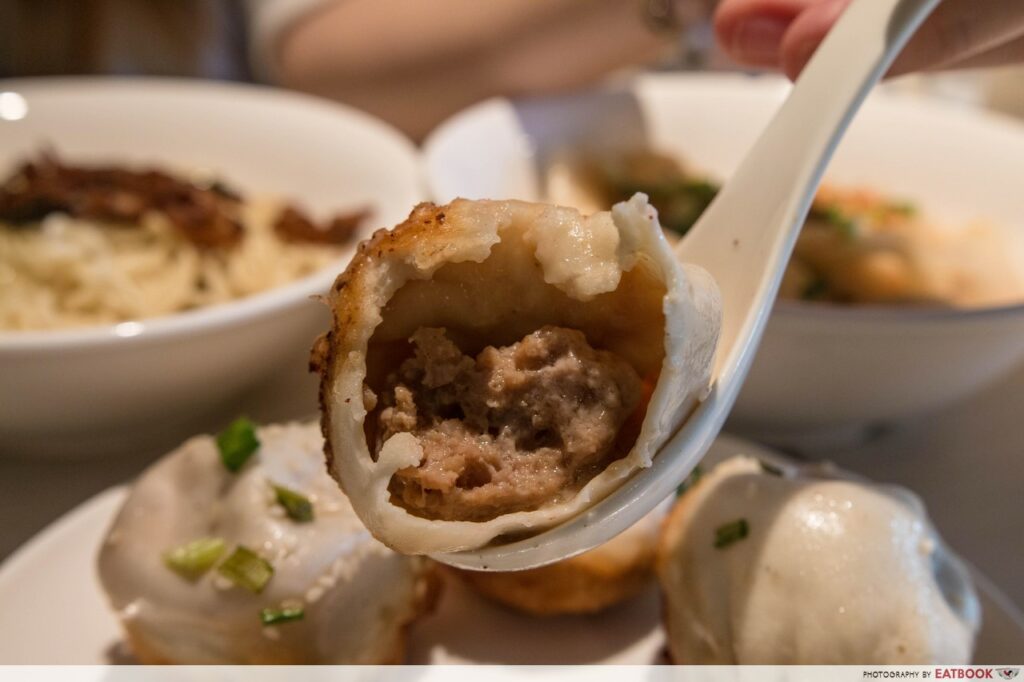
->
[[2, 358, 1022, 612]]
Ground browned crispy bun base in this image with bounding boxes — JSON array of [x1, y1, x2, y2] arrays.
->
[[452, 542, 656, 616]]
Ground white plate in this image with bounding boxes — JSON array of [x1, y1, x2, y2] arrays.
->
[[0, 435, 1020, 664]]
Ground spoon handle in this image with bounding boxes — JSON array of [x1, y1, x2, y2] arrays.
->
[[677, 0, 942, 388], [435, 0, 942, 571]]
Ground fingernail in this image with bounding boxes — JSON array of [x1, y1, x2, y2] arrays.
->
[[732, 16, 788, 65]]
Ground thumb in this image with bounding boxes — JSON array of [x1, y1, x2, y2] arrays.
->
[[780, 0, 1024, 79]]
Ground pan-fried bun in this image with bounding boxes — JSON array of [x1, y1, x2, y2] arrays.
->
[[315, 195, 720, 554], [98, 422, 438, 664], [657, 456, 980, 664]]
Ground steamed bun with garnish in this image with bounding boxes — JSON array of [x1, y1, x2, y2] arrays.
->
[[98, 420, 438, 664], [657, 456, 980, 664]]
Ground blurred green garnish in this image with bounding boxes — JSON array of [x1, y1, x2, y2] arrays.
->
[[163, 537, 226, 580], [217, 546, 274, 593], [274, 485, 314, 523], [800, 274, 829, 301], [714, 519, 749, 549], [676, 464, 704, 497], [809, 204, 858, 240], [217, 417, 260, 472], [260, 605, 304, 626]]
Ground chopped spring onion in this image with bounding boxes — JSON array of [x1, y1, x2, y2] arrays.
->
[[619, 178, 718, 236], [759, 459, 785, 477], [676, 465, 704, 497], [274, 485, 314, 523], [260, 605, 305, 626], [887, 201, 917, 217], [217, 417, 260, 472], [800, 275, 829, 301], [163, 537, 226, 580], [714, 519, 749, 549], [810, 204, 857, 239], [217, 546, 274, 593]]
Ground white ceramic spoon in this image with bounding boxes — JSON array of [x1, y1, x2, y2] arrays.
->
[[436, 0, 943, 571]]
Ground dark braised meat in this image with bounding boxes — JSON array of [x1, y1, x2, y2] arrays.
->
[[273, 205, 368, 245], [0, 152, 367, 248], [0, 152, 245, 247]]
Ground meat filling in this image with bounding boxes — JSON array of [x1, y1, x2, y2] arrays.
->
[[377, 326, 643, 521]]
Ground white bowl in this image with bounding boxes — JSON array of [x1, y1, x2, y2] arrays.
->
[[0, 78, 424, 458], [423, 74, 1024, 443]]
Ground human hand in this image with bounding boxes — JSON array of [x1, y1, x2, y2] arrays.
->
[[715, 0, 1024, 79]]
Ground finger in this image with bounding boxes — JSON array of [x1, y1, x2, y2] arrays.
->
[[779, 0, 1024, 79], [889, 0, 1024, 75], [932, 34, 1024, 72], [713, 0, 816, 68], [778, 0, 847, 80]]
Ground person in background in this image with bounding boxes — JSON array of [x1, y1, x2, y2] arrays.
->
[[255, 0, 715, 139], [263, 0, 1024, 137], [0, 0, 714, 140], [2, 0, 1023, 139]]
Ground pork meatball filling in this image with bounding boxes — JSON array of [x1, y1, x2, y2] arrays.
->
[[375, 326, 644, 522]]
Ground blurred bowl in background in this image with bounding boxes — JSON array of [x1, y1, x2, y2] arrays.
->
[[0, 78, 423, 458], [422, 73, 1024, 446]]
